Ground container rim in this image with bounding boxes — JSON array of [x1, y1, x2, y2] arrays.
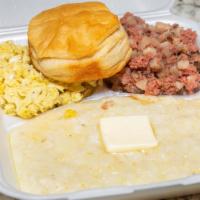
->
[[0, 175, 199, 200], [0, 0, 175, 33]]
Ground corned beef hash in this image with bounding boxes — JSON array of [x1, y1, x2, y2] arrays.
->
[[106, 13, 200, 95]]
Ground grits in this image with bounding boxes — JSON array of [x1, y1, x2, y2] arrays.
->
[[9, 95, 200, 194]]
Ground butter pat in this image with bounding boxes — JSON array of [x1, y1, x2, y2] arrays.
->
[[100, 116, 158, 153]]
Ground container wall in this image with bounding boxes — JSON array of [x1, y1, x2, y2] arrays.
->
[[0, 113, 18, 189], [0, 0, 173, 29]]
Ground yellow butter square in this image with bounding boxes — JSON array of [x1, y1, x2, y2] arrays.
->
[[100, 116, 158, 153]]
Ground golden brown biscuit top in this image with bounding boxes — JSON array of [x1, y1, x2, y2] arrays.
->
[[28, 2, 120, 59]]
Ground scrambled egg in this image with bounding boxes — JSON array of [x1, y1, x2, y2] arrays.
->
[[64, 109, 77, 119], [0, 41, 99, 119]]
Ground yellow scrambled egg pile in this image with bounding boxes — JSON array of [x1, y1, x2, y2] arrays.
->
[[0, 41, 98, 119]]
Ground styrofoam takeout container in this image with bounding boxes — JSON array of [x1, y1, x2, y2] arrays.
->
[[0, 0, 200, 199]]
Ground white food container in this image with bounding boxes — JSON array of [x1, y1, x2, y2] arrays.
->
[[0, 0, 200, 199]]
